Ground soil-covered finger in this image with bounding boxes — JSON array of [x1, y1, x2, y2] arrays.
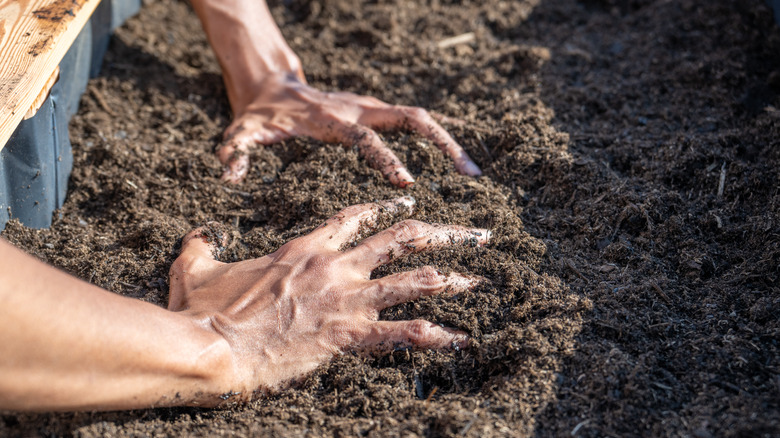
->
[[341, 124, 414, 187], [349, 220, 491, 270], [308, 196, 416, 249], [216, 136, 251, 183], [360, 320, 469, 354], [368, 267, 482, 310], [179, 222, 231, 261], [217, 124, 288, 183], [403, 111, 481, 176], [168, 223, 230, 311], [366, 106, 481, 176]]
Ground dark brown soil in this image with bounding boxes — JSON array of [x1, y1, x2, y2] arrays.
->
[[2, 0, 779, 436]]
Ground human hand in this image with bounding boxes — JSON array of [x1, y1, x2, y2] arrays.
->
[[216, 72, 482, 187], [168, 197, 489, 400]]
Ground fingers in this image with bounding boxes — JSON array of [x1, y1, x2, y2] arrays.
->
[[367, 266, 482, 310], [217, 141, 250, 184], [168, 223, 229, 311], [339, 124, 415, 187], [397, 107, 482, 176], [360, 105, 481, 176], [362, 320, 469, 352], [348, 219, 491, 270], [217, 124, 289, 184], [308, 196, 416, 249], [179, 224, 230, 259]]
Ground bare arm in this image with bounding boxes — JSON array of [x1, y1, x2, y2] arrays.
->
[[0, 239, 233, 411], [189, 0, 481, 186], [0, 198, 488, 411], [187, 0, 303, 113]]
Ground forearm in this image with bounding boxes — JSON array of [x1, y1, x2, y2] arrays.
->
[[189, 0, 303, 114], [0, 239, 235, 411]]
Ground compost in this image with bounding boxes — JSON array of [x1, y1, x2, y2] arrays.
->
[[2, 0, 778, 436]]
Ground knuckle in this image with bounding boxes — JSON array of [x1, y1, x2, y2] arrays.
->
[[406, 320, 435, 344], [346, 125, 379, 149], [274, 241, 301, 259], [339, 204, 365, 217], [169, 253, 201, 280], [415, 266, 445, 291], [363, 307, 380, 321], [340, 203, 373, 222], [403, 106, 430, 121], [393, 219, 426, 241], [361, 128, 380, 143]]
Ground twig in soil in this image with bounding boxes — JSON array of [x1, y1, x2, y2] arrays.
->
[[424, 387, 438, 402], [475, 132, 493, 160], [221, 186, 252, 198], [571, 419, 590, 436], [414, 372, 424, 399], [651, 382, 673, 391], [437, 32, 475, 49], [565, 258, 586, 279], [718, 381, 743, 393], [117, 281, 141, 289], [90, 87, 115, 116], [562, 44, 593, 62], [594, 321, 621, 333], [717, 162, 727, 198], [650, 282, 672, 305], [712, 213, 723, 229], [459, 416, 477, 436]]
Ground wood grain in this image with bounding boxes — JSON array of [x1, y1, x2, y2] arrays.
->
[[24, 64, 58, 119], [0, 0, 102, 151]]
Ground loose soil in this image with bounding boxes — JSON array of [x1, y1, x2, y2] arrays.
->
[[2, 0, 779, 436]]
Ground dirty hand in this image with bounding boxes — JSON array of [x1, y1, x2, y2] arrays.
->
[[216, 72, 482, 187], [168, 197, 489, 400]]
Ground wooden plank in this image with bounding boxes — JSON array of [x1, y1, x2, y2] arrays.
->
[[0, 0, 102, 151], [23, 65, 58, 119]]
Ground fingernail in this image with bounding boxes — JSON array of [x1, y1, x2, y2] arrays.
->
[[469, 229, 492, 245], [452, 333, 469, 350], [221, 169, 237, 183], [221, 167, 244, 184], [393, 195, 416, 208], [462, 160, 482, 176], [393, 168, 415, 188]]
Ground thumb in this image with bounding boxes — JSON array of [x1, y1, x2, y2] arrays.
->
[[168, 223, 229, 311]]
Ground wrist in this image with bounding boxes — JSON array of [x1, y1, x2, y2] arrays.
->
[[221, 41, 303, 114], [191, 0, 304, 114], [183, 316, 246, 406]]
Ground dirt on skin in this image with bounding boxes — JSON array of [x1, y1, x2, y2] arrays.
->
[[1, 0, 779, 436]]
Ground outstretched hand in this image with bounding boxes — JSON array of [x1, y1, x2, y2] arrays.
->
[[216, 73, 482, 187], [168, 197, 489, 400]]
